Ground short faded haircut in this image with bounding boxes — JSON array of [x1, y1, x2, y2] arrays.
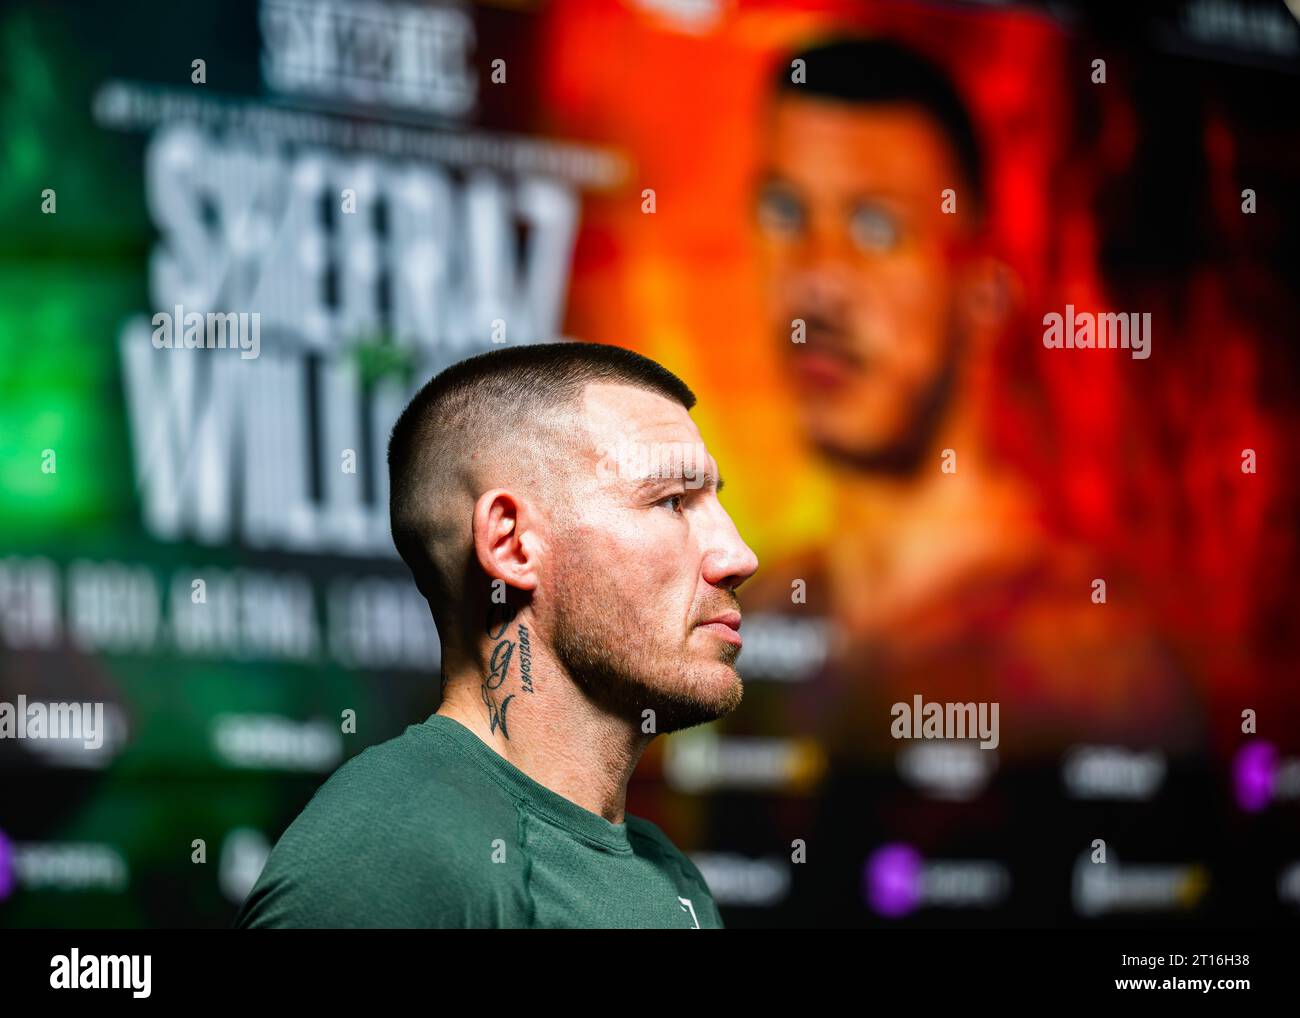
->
[[387, 341, 696, 626]]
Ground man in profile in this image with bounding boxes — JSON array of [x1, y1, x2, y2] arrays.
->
[[236, 342, 758, 928]]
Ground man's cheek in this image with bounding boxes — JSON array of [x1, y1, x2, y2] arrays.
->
[[850, 375, 912, 426], [896, 265, 954, 330], [769, 279, 801, 325], [639, 546, 689, 613], [590, 521, 677, 590]]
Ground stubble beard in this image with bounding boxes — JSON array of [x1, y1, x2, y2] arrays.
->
[[549, 542, 743, 735]]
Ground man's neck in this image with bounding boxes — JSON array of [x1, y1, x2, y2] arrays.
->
[[818, 404, 1046, 633], [435, 647, 650, 825]]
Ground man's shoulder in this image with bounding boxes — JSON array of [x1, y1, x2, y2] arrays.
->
[[235, 719, 521, 928], [290, 719, 510, 833], [625, 814, 724, 928]]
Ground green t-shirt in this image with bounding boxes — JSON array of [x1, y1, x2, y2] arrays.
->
[[234, 713, 723, 929]]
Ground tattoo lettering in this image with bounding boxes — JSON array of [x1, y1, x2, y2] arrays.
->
[[517, 623, 534, 694], [482, 604, 517, 738], [481, 683, 514, 739]]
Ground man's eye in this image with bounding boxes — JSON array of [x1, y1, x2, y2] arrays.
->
[[756, 185, 805, 236], [849, 204, 900, 253], [657, 494, 685, 514]]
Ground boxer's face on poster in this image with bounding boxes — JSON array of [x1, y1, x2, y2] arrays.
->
[[756, 97, 970, 466]]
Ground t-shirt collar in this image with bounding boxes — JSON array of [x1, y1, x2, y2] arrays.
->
[[422, 713, 634, 854]]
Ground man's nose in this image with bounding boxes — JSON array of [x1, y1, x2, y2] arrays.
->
[[786, 239, 857, 313], [702, 516, 760, 592], [796, 214, 857, 271]]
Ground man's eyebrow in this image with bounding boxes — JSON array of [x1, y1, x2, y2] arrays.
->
[[690, 469, 724, 493], [632, 472, 725, 492]]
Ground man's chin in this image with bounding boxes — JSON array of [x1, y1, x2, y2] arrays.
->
[[653, 666, 743, 734], [806, 423, 930, 477], [800, 408, 901, 459]]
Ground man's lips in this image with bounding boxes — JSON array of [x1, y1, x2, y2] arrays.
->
[[789, 329, 864, 391], [793, 350, 858, 391], [695, 611, 742, 647]]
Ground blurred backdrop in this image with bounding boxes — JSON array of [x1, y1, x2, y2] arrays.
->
[[1, 0, 1298, 927]]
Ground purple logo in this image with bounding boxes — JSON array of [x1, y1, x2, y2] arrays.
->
[[864, 842, 923, 917], [1234, 740, 1277, 813], [0, 829, 12, 901]]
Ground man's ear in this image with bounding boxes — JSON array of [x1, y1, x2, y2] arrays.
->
[[956, 255, 1021, 352], [471, 488, 540, 593]]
